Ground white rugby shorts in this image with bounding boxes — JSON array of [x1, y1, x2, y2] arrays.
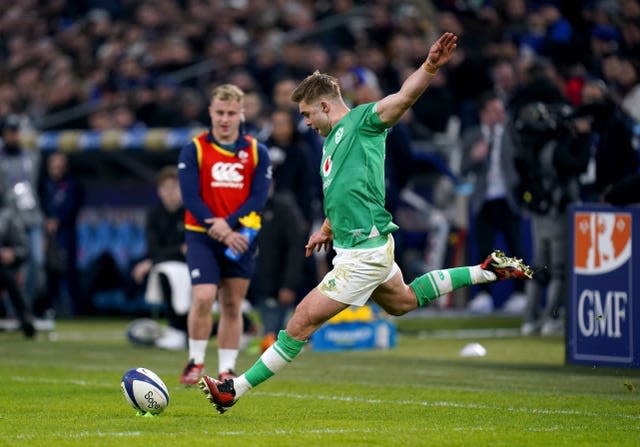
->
[[318, 234, 400, 306]]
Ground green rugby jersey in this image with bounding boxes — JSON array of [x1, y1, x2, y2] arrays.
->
[[320, 102, 399, 249]]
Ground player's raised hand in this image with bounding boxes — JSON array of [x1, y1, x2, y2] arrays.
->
[[425, 32, 458, 71]]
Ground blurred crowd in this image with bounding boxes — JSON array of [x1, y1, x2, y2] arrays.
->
[[1, 0, 640, 338], [0, 1, 634, 133]]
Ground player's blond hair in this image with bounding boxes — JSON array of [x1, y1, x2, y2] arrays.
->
[[290, 70, 342, 104], [210, 84, 244, 103]]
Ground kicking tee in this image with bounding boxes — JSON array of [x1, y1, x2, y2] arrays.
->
[[320, 102, 399, 249]]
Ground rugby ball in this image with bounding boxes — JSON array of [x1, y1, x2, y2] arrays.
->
[[120, 367, 170, 415]]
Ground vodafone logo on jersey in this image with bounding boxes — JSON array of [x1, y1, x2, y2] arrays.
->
[[210, 162, 244, 188], [322, 156, 332, 177], [574, 212, 632, 275]]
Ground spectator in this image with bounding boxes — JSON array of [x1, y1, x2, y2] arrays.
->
[[112, 104, 146, 130], [618, 58, 640, 122], [43, 73, 87, 130], [36, 152, 83, 318], [410, 67, 457, 139], [491, 59, 520, 104], [177, 88, 209, 128], [439, 12, 494, 132], [263, 106, 320, 305], [271, 77, 324, 156], [247, 43, 289, 98], [577, 79, 639, 202], [264, 108, 316, 226], [461, 92, 527, 314], [148, 78, 181, 128], [509, 59, 567, 116], [270, 78, 324, 220], [249, 187, 306, 353], [0, 0, 629, 140], [241, 90, 269, 140]]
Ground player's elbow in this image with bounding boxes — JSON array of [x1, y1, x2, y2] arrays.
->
[[379, 96, 414, 126]]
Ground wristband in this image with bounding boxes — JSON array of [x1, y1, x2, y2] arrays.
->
[[320, 221, 332, 236], [423, 59, 439, 74]]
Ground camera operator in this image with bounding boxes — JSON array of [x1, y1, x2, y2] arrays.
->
[[514, 98, 592, 336], [577, 79, 640, 203]]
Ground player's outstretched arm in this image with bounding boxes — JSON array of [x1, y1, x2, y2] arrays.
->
[[376, 32, 457, 127]]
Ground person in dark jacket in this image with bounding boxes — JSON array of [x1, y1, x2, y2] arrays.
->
[[248, 187, 306, 352], [0, 114, 44, 307], [461, 92, 527, 313], [576, 79, 640, 202], [36, 152, 83, 317], [131, 165, 189, 350], [0, 188, 35, 337], [515, 100, 592, 336], [264, 108, 317, 227]]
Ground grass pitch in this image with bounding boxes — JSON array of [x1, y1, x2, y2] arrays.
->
[[1, 317, 638, 447]]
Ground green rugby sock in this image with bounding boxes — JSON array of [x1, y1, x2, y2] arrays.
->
[[410, 267, 473, 307], [243, 330, 305, 388]]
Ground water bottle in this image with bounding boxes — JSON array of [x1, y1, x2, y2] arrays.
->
[[224, 226, 258, 261], [224, 213, 261, 260]]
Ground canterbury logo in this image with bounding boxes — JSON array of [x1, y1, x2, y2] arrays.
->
[[210, 162, 244, 188]]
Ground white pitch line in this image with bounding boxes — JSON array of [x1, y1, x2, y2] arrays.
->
[[14, 431, 142, 440], [9, 428, 403, 441], [417, 328, 521, 339], [8, 376, 639, 422], [10, 376, 110, 388], [48, 331, 125, 341], [208, 428, 382, 437], [251, 390, 640, 420]]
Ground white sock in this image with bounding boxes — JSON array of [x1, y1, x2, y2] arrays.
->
[[218, 348, 239, 373], [470, 265, 497, 284], [233, 375, 252, 398], [188, 338, 208, 365]]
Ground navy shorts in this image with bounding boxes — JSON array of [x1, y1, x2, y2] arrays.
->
[[185, 231, 256, 285]]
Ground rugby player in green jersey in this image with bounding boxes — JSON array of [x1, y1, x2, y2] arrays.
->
[[199, 32, 533, 413]]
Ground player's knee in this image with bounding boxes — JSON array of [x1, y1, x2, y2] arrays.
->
[[384, 305, 411, 317], [192, 293, 214, 314], [218, 303, 242, 319], [375, 288, 417, 316]]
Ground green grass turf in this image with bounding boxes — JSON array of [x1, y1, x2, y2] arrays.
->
[[1, 317, 639, 447]]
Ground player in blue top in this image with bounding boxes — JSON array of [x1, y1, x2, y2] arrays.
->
[[198, 32, 533, 413], [178, 84, 271, 385]]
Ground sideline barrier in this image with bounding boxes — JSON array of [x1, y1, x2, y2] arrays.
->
[[567, 204, 639, 368], [311, 305, 397, 351], [20, 127, 205, 152]]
